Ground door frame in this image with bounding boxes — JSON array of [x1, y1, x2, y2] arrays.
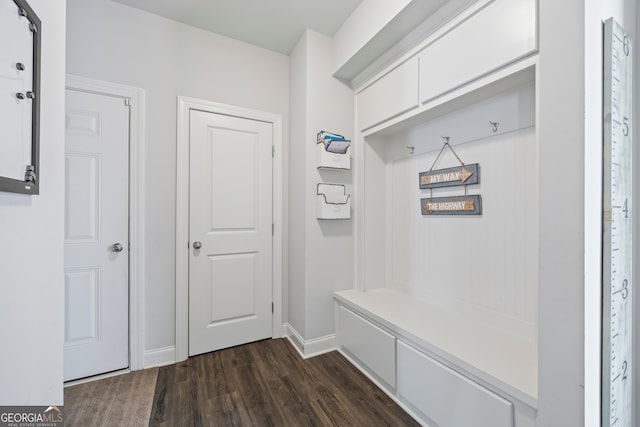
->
[[65, 74, 146, 372], [175, 97, 283, 362]]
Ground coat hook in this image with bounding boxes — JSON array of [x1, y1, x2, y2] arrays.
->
[[489, 121, 499, 132], [407, 146, 415, 155]]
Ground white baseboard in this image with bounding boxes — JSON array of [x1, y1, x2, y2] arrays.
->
[[143, 326, 330, 368], [143, 346, 176, 368], [64, 368, 131, 387], [286, 325, 305, 355], [278, 323, 288, 338], [285, 323, 336, 359]]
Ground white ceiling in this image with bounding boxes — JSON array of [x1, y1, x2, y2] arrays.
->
[[110, 0, 363, 54]]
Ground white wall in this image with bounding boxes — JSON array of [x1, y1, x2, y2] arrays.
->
[[537, 3, 637, 423], [288, 32, 308, 336], [305, 31, 354, 339], [288, 30, 354, 344], [537, 0, 586, 425], [539, 0, 638, 424], [636, 5, 640, 425], [583, 2, 637, 426], [66, 0, 289, 358], [0, 0, 66, 405], [333, 0, 412, 74]]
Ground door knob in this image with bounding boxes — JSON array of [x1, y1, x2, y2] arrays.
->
[[112, 243, 124, 253], [192, 241, 202, 250]]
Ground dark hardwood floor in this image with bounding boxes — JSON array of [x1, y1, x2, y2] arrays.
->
[[149, 338, 419, 426]]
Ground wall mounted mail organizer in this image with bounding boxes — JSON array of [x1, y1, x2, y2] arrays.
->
[[0, 0, 41, 194], [317, 131, 351, 170], [317, 183, 351, 220], [420, 138, 482, 216]]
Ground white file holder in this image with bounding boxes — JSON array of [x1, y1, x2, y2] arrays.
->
[[317, 183, 351, 219], [317, 133, 351, 170]]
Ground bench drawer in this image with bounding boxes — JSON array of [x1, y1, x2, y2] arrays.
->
[[337, 305, 396, 388], [397, 341, 513, 427]]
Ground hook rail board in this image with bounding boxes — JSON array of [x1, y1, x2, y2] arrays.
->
[[419, 164, 479, 189], [421, 195, 482, 215]]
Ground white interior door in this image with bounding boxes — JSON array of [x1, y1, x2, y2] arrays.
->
[[189, 110, 273, 356], [64, 89, 129, 381]]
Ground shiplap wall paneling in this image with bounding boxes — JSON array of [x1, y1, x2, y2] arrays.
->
[[359, 138, 390, 291], [389, 128, 537, 328]]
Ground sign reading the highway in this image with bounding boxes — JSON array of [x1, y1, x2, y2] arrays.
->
[[421, 195, 482, 216]]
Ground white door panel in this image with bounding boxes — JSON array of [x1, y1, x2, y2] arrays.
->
[[189, 110, 272, 356], [64, 89, 129, 381]]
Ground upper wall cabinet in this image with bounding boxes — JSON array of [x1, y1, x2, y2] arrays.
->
[[356, 56, 419, 131], [355, 0, 537, 133], [420, 0, 537, 104]]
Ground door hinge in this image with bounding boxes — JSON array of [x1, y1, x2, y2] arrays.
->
[[272, 302, 274, 313], [272, 145, 275, 158], [124, 98, 131, 107], [272, 223, 275, 236]]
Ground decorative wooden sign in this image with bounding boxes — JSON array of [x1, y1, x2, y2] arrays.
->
[[419, 164, 479, 189], [421, 195, 482, 215]]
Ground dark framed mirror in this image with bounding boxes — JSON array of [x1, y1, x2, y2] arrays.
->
[[0, 0, 41, 194]]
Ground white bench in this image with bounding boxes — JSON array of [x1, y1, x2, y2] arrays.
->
[[334, 288, 537, 427]]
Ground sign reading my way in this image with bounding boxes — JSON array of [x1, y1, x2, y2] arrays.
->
[[419, 164, 479, 189]]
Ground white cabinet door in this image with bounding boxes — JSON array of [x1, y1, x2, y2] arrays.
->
[[357, 56, 419, 131], [64, 89, 129, 381], [188, 110, 273, 356], [419, 0, 537, 103]]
